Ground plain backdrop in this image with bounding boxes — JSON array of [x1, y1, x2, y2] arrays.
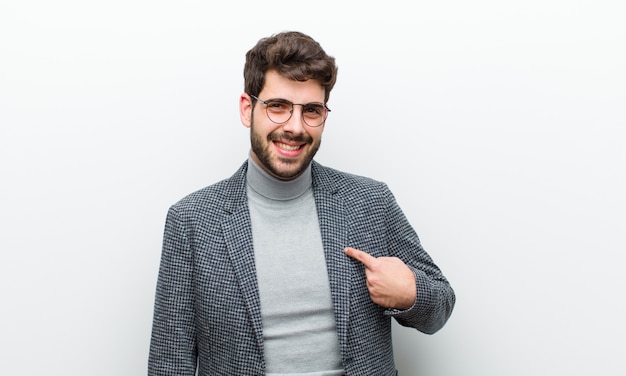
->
[[1, 1, 625, 375]]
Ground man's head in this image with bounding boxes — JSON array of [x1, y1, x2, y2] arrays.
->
[[240, 31, 338, 180]]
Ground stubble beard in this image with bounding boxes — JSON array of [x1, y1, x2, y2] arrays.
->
[[249, 119, 321, 181]]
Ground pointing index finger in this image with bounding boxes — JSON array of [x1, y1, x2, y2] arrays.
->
[[344, 247, 377, 268]]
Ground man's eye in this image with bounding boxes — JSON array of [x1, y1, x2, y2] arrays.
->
[[304, 105, 324, 116], [267, 102, 290, 111]]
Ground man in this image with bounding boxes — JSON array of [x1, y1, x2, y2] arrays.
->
[[148, 31, 455, 375]]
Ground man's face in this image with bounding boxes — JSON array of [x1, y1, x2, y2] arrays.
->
[[240, 70, 326, 180]]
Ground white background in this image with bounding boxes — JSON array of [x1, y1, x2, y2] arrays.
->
[[1, 1, 625, 375]]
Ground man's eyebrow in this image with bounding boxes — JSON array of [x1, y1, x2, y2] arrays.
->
[[266, 98, 325, 105]]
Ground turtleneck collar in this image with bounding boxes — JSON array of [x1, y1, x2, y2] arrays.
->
[[246, 153, 312, 201]]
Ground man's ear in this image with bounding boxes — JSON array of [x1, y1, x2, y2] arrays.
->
[[240, 94, 252, 128]]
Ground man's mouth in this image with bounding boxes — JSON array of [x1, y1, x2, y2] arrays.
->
[[276, 142, 302, 151]]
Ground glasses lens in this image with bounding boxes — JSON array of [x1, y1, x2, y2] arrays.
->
[[264, 100, 292, 124], [302, 104, 327, 127]]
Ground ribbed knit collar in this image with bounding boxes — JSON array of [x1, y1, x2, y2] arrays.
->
[[246, 153, 312, 201]]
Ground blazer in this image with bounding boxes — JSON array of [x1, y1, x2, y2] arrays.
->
[[148, 161, 455, 375]]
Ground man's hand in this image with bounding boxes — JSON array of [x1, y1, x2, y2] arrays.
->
[[344, 247, 417, 310]]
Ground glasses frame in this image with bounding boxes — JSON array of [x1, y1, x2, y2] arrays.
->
[[250, 94, 331, 127]]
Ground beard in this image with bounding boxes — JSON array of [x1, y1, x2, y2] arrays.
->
[[249, 116, 321, 181]]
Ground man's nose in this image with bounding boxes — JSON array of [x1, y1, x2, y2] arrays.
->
[[281, 105, 306, 133]]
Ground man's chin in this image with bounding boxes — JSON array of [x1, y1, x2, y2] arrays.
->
[[270, 160, 307, 180]]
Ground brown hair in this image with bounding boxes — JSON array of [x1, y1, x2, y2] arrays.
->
[[243, 31, 338, 103]]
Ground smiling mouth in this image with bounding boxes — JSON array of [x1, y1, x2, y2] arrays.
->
[[276, 142, 302, 151]]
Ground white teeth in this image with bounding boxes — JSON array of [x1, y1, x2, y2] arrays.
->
[[277, 143, 300, 151]]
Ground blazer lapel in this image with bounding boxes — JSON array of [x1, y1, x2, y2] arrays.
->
[[221, 162, 265, 355], [312, 162, 352, 356]]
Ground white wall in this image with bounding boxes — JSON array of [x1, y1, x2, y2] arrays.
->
[[1, 1, 624, 375]]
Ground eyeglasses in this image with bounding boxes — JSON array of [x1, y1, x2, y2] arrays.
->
[[250, 94, 331, 127]]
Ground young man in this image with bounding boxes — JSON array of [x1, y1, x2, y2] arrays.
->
[[148, 31, 455, 376]]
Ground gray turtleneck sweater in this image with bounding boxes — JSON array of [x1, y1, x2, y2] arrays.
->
[[246, 156, 345, 376]]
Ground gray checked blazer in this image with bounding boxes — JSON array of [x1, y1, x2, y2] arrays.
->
[[148, 160, 455, 376]]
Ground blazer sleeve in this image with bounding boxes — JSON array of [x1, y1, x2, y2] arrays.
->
[[381, 185, 456, 334], [148, 206, 197, 376]]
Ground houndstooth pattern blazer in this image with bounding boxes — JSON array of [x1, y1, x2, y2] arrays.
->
[[148, 160, 455, 376]]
